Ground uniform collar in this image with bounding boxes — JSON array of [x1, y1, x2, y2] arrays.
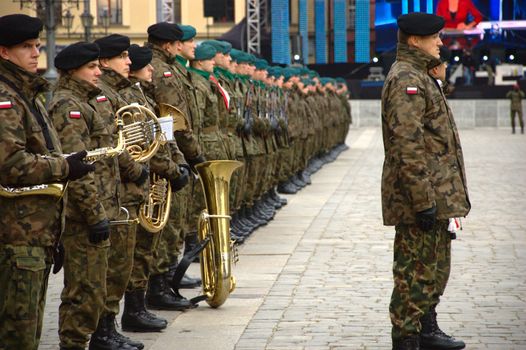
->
[[0, 58, 49, 98], [100, 67, 132, 90], [396, 43, 441, 72], [151, 45, 176, 65], [55, 74, 101, 99], [188, 66, 211, 80]]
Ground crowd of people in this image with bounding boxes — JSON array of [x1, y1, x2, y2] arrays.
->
[[0, 14, 351, 350]]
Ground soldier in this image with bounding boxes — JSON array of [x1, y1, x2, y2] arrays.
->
[[381, 13, 470, 350], [91, 33, 151, 350], [505, 84, 525, 134], [146, 22, 203, 310], [0, 15, 94, 350]]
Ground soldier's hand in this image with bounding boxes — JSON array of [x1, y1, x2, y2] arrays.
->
[[133, 166, 149, 186], [88, 219, 110, 244], [65, 150, 95, 181], [170, 165, 189, 192], [187, 155, 206, 173], [416, 206, 437, 231]]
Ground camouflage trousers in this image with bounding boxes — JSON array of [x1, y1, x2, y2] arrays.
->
[[0, 245, 51, 350], [104, 205, 138, 317], [127, 225, 162, 291], [511, 109, 524, 129], [390, 220, 451, 340], [59, 222, 109, 348]]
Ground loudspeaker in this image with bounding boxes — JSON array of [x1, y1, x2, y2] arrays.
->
[[204, 0, 225, 18]]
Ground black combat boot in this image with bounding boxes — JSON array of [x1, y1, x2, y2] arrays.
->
[[420, 306, 465, 349], [277, 181, 297, 194], [271, 188, 287, 206], [146, 274, 193, 311], [105, 313, 145, 349], [122, 289, 167, 333], [393, 335, 420, 350], [89, 314, 138, 350], [167, 260, 201, 289]]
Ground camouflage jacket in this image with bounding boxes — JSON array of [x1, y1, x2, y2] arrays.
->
[[49, 75, 119, 224], [381, 43, 470, 225], [98, 68, 148, 206], [149, 46, 202, 161], [0, 59, 68, 247], [506, 90, 525, 111]]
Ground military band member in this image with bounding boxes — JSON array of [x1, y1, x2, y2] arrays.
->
[[146, 22, 201, 311], [0, 15, 94, 350], [381, 13, 470, 350]]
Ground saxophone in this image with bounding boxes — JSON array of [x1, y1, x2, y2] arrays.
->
[[195, 160, 243, 308], [137, 103, 190, 233], [0, 108, 128, 199]]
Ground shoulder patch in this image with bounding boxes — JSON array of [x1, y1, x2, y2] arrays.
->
[[406, 87, 418, 95], [69, 111, 82, 119], [96, 95, 107, 102], [163, 71, 173, 77], [0, 100, 13, 109]]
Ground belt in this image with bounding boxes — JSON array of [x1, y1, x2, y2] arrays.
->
[[201, 125, 219, 134]]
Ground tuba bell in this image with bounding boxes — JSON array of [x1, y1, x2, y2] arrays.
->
[[195, 160, 243, 308]]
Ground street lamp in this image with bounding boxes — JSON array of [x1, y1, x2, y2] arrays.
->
[[80, 10, 94, 41], [100, 10, 111, 35], [62, 9, 74, 37]]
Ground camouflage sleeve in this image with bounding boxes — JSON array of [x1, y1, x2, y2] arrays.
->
[[149, 143, 182, 181], [49, 99, 107, 225], [118, 149, 145, 182], [167, 140, 187, 165], [384, 76, 434, 212], [0, 95, 68, 186]]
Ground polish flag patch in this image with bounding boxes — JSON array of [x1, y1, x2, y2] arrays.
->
[[406, 87, 418, 95], [96, 95, 107, 102], [163, 71, 172, 77], [69, 111, 81, 119], [0, 100, 13, 109]]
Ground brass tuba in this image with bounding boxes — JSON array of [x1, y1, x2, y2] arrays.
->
[[137, 103, 190, 233], [0, 115, 127, 199], [195, 160, 243, 308]]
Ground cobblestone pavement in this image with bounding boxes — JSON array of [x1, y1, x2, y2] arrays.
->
[[39, 127, 526, 350]]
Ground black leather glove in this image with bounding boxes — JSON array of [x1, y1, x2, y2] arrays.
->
[[65, 150, 95, 181], [416, 206, 437, 231], [133, 166, 149, 186], [170, 165, 189, 192], [88, 219, 110, 244], [52, 243, 65, 274], [187, 155, 206, 170]]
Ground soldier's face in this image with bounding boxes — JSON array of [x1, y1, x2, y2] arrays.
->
[[412, 33, 442, 58], [181, 39, 196, 60], [130, 63, 154, 83], [0, 38, 41, 73], [72, 59, 101, 87], [101, 50, 131, 78], [200, 58, 215, 73]]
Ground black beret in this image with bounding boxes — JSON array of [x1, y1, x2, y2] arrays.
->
[[94, 34, 130, 58], [55, 42, 100, 70], [397, 12, 445, 36], [0, 14, 43, 47], [147, 22, 183, 42], [129, 44, 153, 71], [439, 45, 451, 63]]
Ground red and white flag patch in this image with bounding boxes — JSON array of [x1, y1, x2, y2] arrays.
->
[[96, 95, 107, 102], [406, 87, 418, 95], [69, 111, 81, 119], [0, 100, 13, 109], [163, 71, 172, 77]]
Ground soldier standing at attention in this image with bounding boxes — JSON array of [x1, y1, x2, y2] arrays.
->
[[381, 13, 470, 350], [505, 84, 525, 134], [0, 15, 94, 349]]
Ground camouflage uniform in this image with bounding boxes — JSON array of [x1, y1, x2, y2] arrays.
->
[[381, 43, 471, 341], [505, 89, 525, 132], [0, 59, 68, 350], [48, 74, 121, 349]]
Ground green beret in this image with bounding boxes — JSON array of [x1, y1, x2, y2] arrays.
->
[[335, 77, 346, 84], [55, 42, 99, 71], [193, 43, 217, 61], [94, 34, 130, 58], [219, 41, 232, 54], [230, 48, 243, 62], [268, 66, 284, 78], [178, 25, 196, 41], [201, 40, 232, 54], [397, 12, 445, 36], [231, 50, 252, 64], [247, 54, 257, 65], [0, 14, 43, 47], [254, 58, 268, 70]]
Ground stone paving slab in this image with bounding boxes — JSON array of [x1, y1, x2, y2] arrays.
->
[[39, 127, 526, 350]]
